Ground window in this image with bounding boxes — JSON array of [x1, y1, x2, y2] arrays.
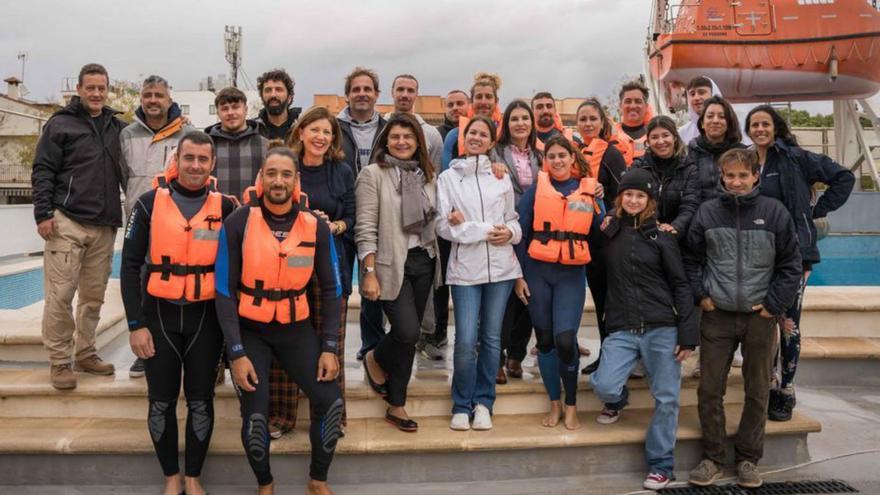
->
[[209, 105, 216, 115], [180, 104, 190, 115], [797, 0, 834, 4]]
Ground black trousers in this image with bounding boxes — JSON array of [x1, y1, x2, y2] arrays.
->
[[430, 238, 452, 341], [237, 321, 343, 485], [500, 292, 533, 363], [585, 246, 608, 340], [374, 248, 435, 407], [144, 299, 224, 477]]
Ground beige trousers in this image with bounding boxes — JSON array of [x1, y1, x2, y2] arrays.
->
[[41, 210, 116, 365]]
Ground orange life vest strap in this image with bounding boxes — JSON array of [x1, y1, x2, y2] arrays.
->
[[146, 258, 215, 299]]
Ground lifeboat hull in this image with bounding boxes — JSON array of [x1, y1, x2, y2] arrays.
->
[[648, 0, 880, 103]]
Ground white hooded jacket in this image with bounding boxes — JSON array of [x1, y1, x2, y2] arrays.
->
[[436, 154, 523, 286]]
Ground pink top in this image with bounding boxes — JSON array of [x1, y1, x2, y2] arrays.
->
[[511, 146, 534, 187]]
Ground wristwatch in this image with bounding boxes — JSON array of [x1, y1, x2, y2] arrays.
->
[[364, 266, 376, 274]]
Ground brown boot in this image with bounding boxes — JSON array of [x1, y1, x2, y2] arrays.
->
[[74, 355, 115, 376], [505, 359, 523, 378], [50, 364, 77, 390], [496, 367, 508, 385]]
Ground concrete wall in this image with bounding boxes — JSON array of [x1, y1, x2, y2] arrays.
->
[[827, 192, 880, 233], [0, 205, 43, 257]]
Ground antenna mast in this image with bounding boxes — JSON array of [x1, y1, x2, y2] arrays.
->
[[17, 52, 28, 82], [224, 26, 242, 88]]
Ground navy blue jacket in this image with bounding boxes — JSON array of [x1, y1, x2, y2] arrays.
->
[[760, 139, 855, 266]]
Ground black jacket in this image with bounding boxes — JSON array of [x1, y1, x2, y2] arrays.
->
[[633, 152, 700, 236], [301, 159, 357, 297], [31, 96, 126, 226], [255, 106, 302, 141], [685, 186, 802, 316], [436, 117, 456, 141], [685, 136, 748, 203], [338, 114, 387, 177], [761, 139, 855, 266], [603, 215, 698, 347]]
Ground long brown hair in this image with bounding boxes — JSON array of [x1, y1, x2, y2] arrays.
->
[[371, 113, 435, 182], [287, 106, 346, 162], [576, 97, 613, 141], [544, 135, 590, 178]]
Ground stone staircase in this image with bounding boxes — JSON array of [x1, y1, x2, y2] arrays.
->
[[0, 353, 821, 486]]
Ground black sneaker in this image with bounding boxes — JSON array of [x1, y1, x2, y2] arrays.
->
[[128, 358, 145, 378], [768, 388, 795, 422]]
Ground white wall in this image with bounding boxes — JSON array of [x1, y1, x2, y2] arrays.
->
[[0, 205, 44, 257]]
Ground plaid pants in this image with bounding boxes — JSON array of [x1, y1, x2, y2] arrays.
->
[[269, 280, 348, 432]]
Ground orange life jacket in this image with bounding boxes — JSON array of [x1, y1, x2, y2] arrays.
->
[[579, 138, 610, 179], [237, 205, 317, 324], [611, 105, 654, 166], [535, 126, 576, 153], [145, 181, 223, 302], [528, 171, 597, 266], [456, 107, 503, 156]]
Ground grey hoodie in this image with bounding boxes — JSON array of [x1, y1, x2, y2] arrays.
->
[[337, 108, 380, 170]]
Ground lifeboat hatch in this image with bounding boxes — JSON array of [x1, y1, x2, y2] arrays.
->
[[734, 0, 774, 36]]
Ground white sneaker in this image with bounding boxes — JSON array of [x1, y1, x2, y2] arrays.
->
[[472, 404, 493, 430], [449, 413, 471, 431]]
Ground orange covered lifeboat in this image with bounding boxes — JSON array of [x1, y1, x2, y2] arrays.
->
[[648, 0, 880, 105]]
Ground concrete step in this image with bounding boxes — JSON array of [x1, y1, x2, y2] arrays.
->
[[0, 366, 745, 421], [348, 286, 880, 337], [0, 281, 126, 363], [0, 404, 821, 485], [797, 337, 880, 387]]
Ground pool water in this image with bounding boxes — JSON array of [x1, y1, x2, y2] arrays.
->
[[810, 235, 880, 286], [0, 236, 876, 310]]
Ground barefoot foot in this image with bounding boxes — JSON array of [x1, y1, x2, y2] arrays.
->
[[542, 400, 563, 427], [564, 404, 581, 430]]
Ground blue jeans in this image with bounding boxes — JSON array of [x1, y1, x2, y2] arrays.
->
[[450, 280, 515, 415], [590, 327, 682, 476]]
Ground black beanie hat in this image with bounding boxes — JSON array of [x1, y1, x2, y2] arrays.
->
[[619, 168, 656, 198]]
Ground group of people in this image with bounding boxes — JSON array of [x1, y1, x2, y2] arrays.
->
[[31, 63, 855, 494]]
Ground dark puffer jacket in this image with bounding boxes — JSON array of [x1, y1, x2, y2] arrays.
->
[[760, 138, 855, 266], [603, 215, 698, 347], [685, 186, 802, 316], [31, 96, 126, 227], [632, 152, 700, 236], [685, 136, 748, 203]]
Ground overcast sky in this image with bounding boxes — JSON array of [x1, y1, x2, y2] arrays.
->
[[1, 0, 650, 105]]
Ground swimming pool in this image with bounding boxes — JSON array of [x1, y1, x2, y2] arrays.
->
[[0, 236, 875, 310], [810, 235, 880, 286]]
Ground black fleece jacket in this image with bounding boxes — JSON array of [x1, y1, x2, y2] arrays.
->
[[603, 215, 698, 347]]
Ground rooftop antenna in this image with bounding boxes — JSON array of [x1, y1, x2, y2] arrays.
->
[[224, 26, 242, 88], [17, 52, 27, 82]]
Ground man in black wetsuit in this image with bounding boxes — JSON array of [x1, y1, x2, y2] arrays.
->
[[214, 144, 343, 495], [121, 131, 237, 495]]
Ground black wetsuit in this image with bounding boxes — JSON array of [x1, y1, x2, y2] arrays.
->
[[120, 180, 236, 477], [214, 200, 343, 485]]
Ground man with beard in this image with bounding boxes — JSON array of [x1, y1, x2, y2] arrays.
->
[[532, 92, 571, 144], [215, 145, 343, 495], [255, 69, 301, 141], [436, 90, 469, 141], [612, 80, 652, 165], [120, 74, 193, 378]]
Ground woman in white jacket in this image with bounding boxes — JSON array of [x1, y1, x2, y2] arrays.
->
[[437, 116, 523, 431]]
